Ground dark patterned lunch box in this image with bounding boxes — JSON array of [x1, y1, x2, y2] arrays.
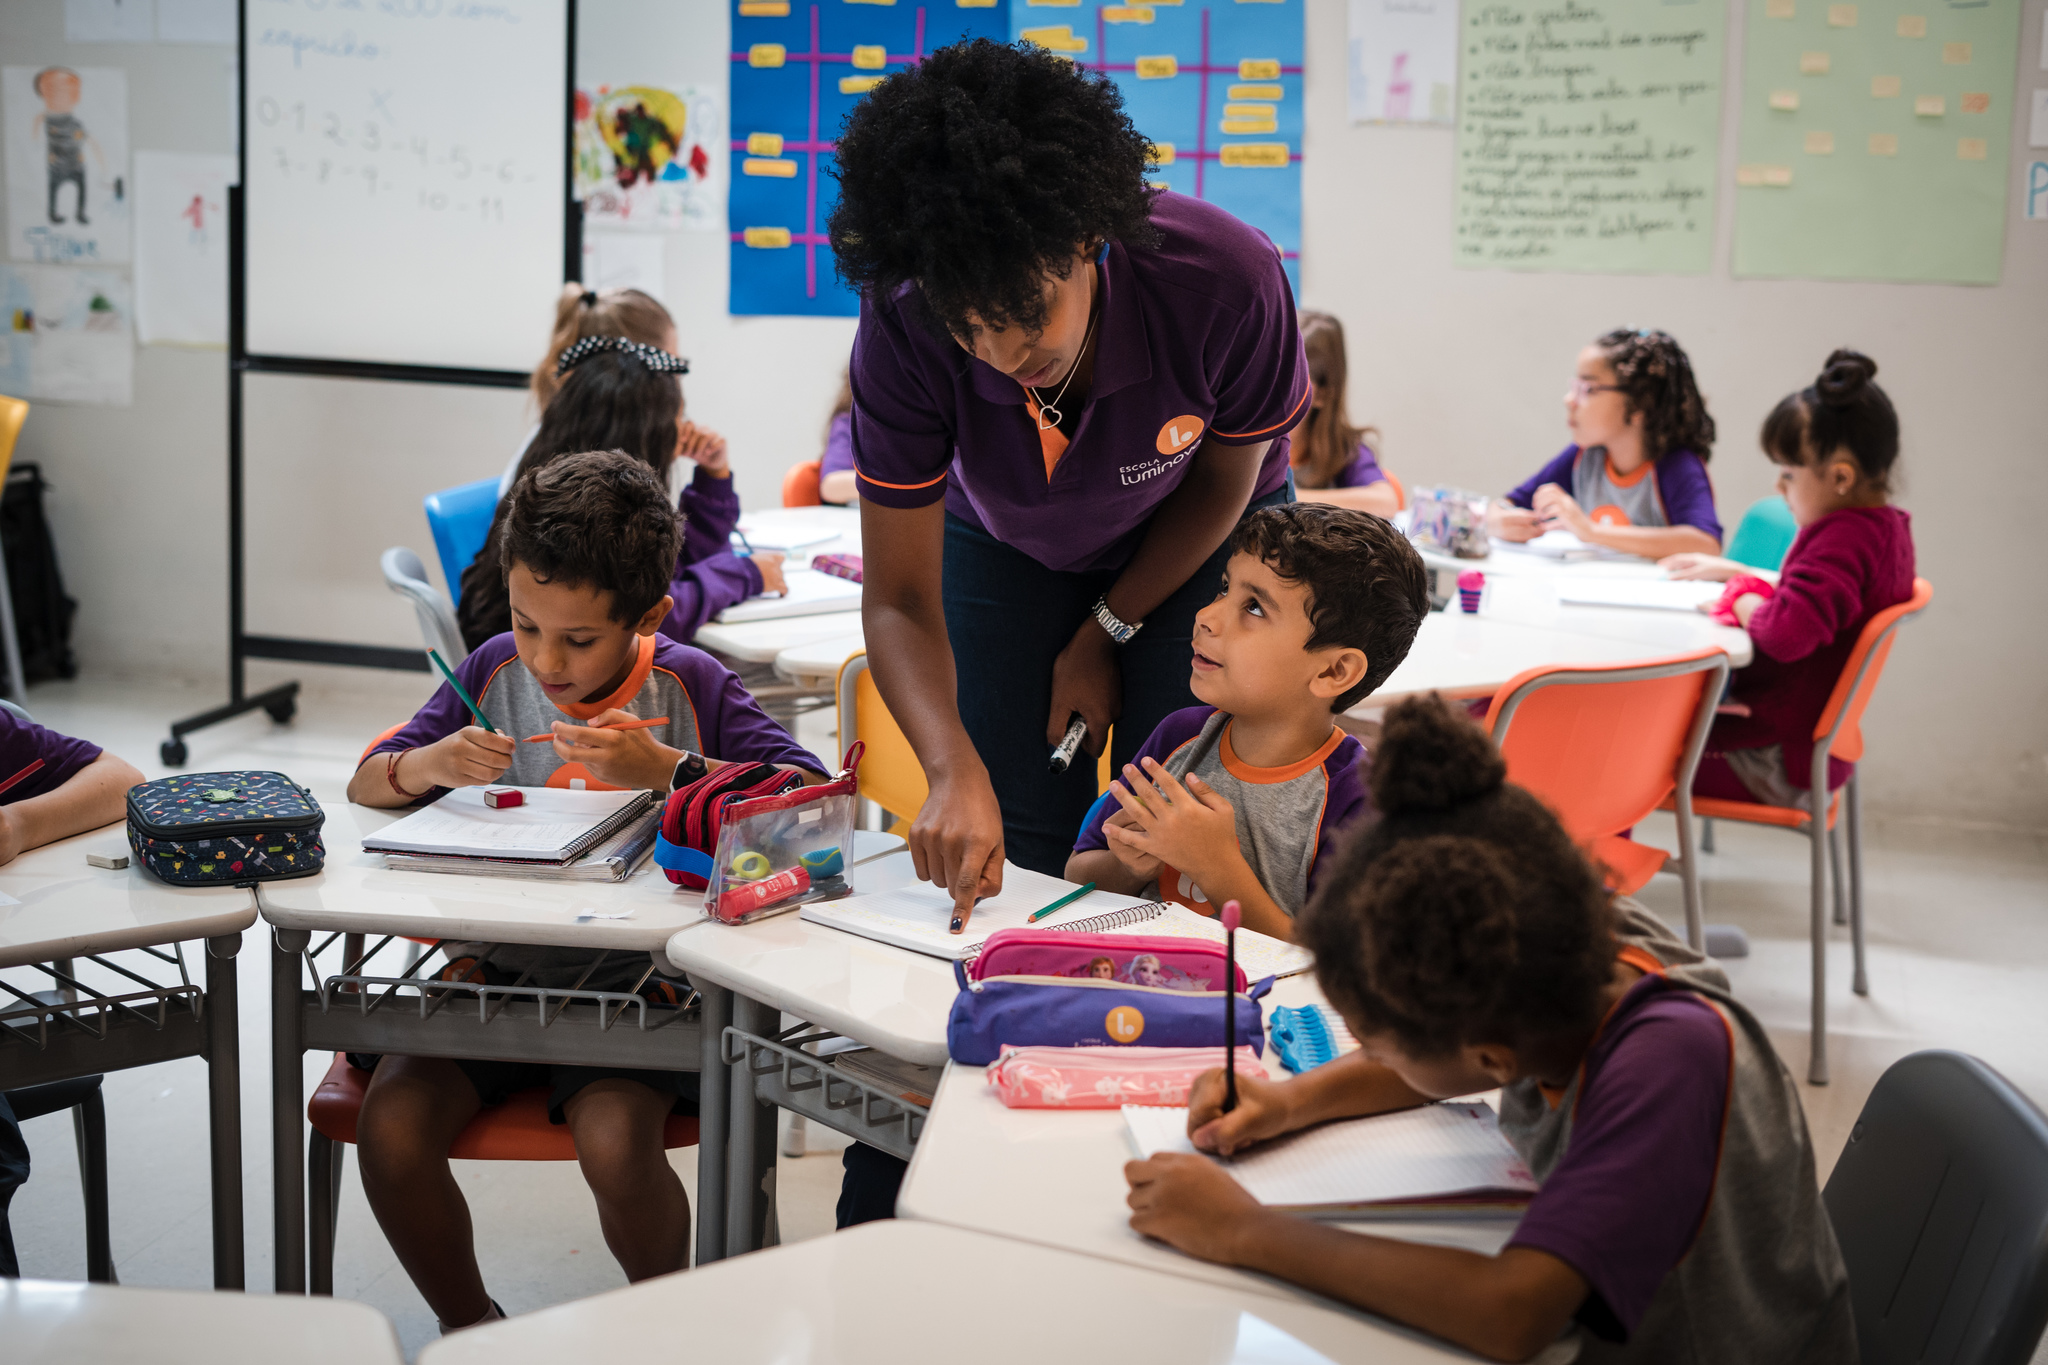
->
[[126, 771, 326, 886]]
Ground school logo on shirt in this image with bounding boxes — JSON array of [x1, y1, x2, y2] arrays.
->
[[1590, 504, 1632, 527], [1157, 414, 1205, 455]]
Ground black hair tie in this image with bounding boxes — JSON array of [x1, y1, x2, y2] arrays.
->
[[555, 334, 691, 377], [580, 289, 599, 306]]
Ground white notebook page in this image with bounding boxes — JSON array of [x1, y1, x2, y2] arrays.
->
[[362, 786, 645, 859]]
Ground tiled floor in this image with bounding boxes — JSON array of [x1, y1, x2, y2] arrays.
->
[[5, 667, 2046, 1359]]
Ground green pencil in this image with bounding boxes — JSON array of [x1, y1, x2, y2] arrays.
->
[[427, 648, 497, 734], [1029, 881, 1097, 923]]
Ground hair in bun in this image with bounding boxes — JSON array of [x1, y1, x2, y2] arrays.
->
[[1760, 347, 1900, 494], [1297, 696, 1618, 1058]]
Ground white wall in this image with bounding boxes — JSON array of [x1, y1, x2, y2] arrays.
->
[[4, 0, 2043, 828]]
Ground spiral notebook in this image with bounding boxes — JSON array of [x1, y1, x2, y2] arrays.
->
[[362, 787, 659, 866], [798, 866, 1312, 977]]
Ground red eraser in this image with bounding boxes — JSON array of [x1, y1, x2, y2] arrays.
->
[[483, 787, 523, 809]]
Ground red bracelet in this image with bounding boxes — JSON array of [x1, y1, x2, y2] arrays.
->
[[386, 750, 425, 800]]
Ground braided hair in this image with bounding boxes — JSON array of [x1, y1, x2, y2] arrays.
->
[[1759, 349, 1899, 496], [1297, 696, 1618, 1058], [1595, 328, 1716, 464]]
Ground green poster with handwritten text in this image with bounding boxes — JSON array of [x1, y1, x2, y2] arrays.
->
[[1732, 0, 2019, 284], [1454, 0, 1726, 273]]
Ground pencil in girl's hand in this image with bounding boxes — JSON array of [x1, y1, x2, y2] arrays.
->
[[525, 716, 670, 743], [427, 649, 496, 734], [1221, 899, 1242, 1115], [0, 758, 45, 799]]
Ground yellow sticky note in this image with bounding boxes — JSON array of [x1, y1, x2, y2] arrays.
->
[[1895, 14, 1925, 37], [1148, 142, 1176, 165], [1871, 74, 1901, 97], [1135, 54, 1178, 78], [748, 43, 786, 67], [1223, 102, 1276, 118], [745, 132, 784, 157], [1021, 25, 1089, 50], [1102, 5, 1156, 20], [1736, 164, 1768, 185], [1827, 4, 1856, 24], [851, 45, 888, 69], [1943, 41, 1970, 63], [1148, 178, 1172, 189], [1867, 132, 1899, 155], [1025, 0, 1080, 6], [1239, 59, 1282, 80], [1766, 0, 1794, 16], [839, 75, 885, 94], [1960, 92, 1989, 114], [737, 0, 789, 14], [1957, 137, 1987, 160], [1769, 89, 1800, 110], [1220, 116, 1278, 134], [1230, 83, 1285, 101], [1218, 142, 1290, 168], [956, 0, 998, 7], [742, 227, 792, 248], [1805, 130, 1835, 153], [846, 0, 895, 5], [1915, 94, 1945, 116], [1800, 51, 1830, 74], [1763, 165, 1794, 185], [742, 158, 799, 178]]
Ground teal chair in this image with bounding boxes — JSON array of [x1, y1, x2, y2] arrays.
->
[[1726, 495, 1798, 571], [422, 478, 501, 606]]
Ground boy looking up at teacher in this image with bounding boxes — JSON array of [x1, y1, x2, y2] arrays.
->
[[344, 449, 823, 1333], [1067, 504, 1429, 941]]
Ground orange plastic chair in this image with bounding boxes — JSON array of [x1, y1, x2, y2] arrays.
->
[[1382, 467, 1407, 512], [782, 459, 824, 508], [837, 651, 927, 828], [1484, 647, 1731, 952], [306, 1054, 698, 1292], [1658, 577, 1933, 1086]]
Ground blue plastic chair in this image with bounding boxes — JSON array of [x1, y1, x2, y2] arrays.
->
[[1725, 495, 1799, 571], [422, 478, 502, 606]]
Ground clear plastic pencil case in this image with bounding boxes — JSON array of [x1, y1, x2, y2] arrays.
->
[[699, 743, 863, 925]]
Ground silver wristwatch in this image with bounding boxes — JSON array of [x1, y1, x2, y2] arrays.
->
[[1092, 595, 1143, 645]]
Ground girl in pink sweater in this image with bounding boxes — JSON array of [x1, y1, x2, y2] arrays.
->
[[1662, 350, 1915, 807]]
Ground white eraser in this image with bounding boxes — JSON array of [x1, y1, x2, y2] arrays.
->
[[87, 852, 129, 870]]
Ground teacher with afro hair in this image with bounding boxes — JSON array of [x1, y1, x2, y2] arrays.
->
[[832, 39, 1309, 928]]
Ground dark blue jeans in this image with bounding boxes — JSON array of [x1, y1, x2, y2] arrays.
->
[[941, 481, 1294, 875]]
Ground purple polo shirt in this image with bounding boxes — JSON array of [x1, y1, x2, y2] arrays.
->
[[849, 192, 1310, 574], [1507, 444, 1722, 543], [1507, 974, 1732, 1337], [0, 709, 102, 804], [1334, 443, 1388, 489], [820, 411, 855, 480]]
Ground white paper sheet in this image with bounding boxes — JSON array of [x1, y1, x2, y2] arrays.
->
[[4, 66, 130, 265], [1554, 580, 1724, 612], [156, 0, 234, 44], [363, 786, 650, 861], [800, 864, 1082, 959], [0, 263, 133, 405], [65, 0, 154, 44], [581, 231, 666, 297], [1348, 0, 1459, 125], [133, 150, 230, 345], [1124, 1102, 1537, 1212], [713, 568, 861, 624]]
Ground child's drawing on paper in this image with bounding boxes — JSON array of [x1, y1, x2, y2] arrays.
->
[[4, 65, 130, 263], [574, 83, 723, 232], [0, 264, 133, 405]]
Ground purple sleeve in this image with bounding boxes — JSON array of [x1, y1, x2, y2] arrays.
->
[[1073, 708, 1214, 854], [1333, 444, 1388, 490], [662, 552, 764, 643], [1207, 258, 1310, 445], [850, 300, 955, 510], [363, 638, 518, 801], [1507, 990, 1731, 1337], [1506, 447, 1580, 508], [687, 652, 830, 774], [1653, 451, 1722, 543], [819, 411, 855, 478], [0, 710, 103, 804], [1745, 518, 1868, 666], [680, 466, 742, 566], [1306, 739, 1371, 898]]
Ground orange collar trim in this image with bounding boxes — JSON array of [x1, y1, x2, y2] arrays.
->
[[1218, 722, 1344, 784], [553, 634, 656, 720], [1603, 452, 1655, 488]]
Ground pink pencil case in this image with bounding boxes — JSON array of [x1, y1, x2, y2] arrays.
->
[[986, 1044, 1265, 1109], [970, 928, 1247, 994]]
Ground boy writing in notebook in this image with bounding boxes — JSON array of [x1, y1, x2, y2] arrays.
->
[[345, 450, 824, 1332], [1066, 504, 1429, 941]]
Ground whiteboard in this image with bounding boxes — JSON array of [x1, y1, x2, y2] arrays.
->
[[242, 0, 570, 372]]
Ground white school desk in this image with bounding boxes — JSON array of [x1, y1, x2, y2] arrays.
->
[[254, 799, 898, 1285], [3, 1277, 402, 1365], [772, 629, 866, 689], [0, 820, 255, 1288], [697, 506, 865, 663], [898, 972, 1519, 1306], [1364, 609, 1750, 707], [418, 1218, 1472, 1365]]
